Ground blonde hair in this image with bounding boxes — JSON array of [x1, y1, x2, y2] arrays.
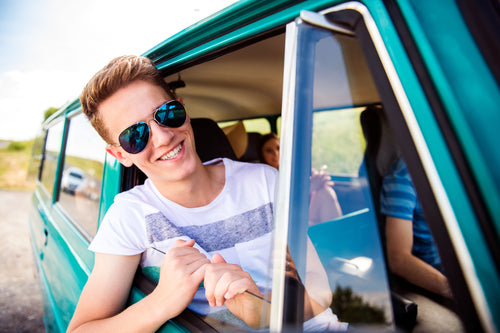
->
[[80, 55, 174, 143]]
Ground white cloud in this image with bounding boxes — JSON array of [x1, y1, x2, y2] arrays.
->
[[0, 69, 79, 139], [0, 0, 237, 141]]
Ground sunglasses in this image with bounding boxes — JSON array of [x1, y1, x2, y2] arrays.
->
[[116, 100, 186, 154]]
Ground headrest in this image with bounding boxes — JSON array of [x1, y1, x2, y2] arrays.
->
[[240, 132, 263, 162], [360, 106, 399, 177], [190, 118, 237, 162], [221, 121, 248, 159]]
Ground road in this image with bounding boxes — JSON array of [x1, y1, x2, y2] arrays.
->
[[0, 190, 45, 332]]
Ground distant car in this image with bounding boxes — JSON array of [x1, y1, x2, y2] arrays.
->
[[61, 167, 85, 195], [28, 1, 499, 332]]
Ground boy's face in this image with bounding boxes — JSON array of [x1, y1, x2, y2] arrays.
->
[[102, 80, 200, 185]]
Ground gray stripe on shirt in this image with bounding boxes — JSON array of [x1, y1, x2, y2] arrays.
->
[[144, 203, 273, 252]]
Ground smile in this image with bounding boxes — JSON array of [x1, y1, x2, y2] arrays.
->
[[159, 143, 182, 160]]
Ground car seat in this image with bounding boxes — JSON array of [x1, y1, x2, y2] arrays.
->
[[191, 118, 237, 162]]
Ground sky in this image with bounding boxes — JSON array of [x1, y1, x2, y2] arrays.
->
[[0, 0, 238, 141]]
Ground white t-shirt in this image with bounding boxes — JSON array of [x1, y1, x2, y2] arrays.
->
[[89, 157, 346, 330], [90, 158, 277, 314]]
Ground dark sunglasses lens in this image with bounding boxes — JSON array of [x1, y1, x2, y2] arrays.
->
[[155, 101, 186, 128], [118, 122, 150, 154]]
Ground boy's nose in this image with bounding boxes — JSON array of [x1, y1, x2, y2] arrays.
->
[[148, 119, 175, 148]]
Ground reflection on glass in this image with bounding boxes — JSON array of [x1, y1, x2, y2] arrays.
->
[[308, 111, 392, 328], [40, 121, 64, 196], [58, 113, 106, 237], [285, 22, 393, 331]]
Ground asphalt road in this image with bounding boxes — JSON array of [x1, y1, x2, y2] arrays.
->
[[0, 190, 45, 332]]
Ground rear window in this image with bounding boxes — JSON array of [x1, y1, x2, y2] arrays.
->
[[40, 120, 64, 197]]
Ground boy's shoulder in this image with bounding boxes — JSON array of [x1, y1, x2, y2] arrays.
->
[[113, 181, 158, 208], [221, 157, 277, 175]]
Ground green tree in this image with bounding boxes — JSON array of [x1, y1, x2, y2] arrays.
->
[[331, 285, 387, 324], [43, 107, 59, 121]]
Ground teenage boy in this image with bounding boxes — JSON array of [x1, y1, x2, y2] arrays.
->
[[67, 55, 344, 332]]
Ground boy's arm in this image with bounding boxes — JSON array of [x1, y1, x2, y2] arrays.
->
[[67, 239, 209, 333], [385, 216, 452, 298]]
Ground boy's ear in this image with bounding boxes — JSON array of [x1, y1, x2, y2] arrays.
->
[[105, 145, 134, 167]]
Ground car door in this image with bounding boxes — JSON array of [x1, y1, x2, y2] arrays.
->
[[271, 2, 498, 332]]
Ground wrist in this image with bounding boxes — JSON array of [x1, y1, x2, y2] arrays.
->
[[146, 288, 177, 326]]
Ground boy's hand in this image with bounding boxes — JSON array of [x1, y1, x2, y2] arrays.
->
[[154, 239, 210, 318], [204, 253, 269, 328]]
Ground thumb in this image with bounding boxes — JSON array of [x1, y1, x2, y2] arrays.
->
[[211, 253, 226, 264], [172, 238, 195, 248]]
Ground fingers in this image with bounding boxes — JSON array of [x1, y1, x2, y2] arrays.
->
[[159, 239, 209, 289], [206, 268, 253, 307], [222, 277, 253, 300], [153, 239, 210, 317], [311, 165, 334, 192], [204, 254, 255, 307]]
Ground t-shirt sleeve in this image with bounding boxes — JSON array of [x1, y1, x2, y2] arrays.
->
[[88, 200, 148, 255], [380, 159, 417, 221]]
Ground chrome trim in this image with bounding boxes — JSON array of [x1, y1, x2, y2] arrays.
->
[[319, 2, 494, 331], [67, 106, 83, 119], [300, 10, 355, 36], [270, 21, 299, 333]]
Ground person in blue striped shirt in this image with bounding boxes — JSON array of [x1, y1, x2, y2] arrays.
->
[[380, 158, 452, 298]]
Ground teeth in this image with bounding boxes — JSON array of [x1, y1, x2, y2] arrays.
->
[[159, 144, 182, 160]]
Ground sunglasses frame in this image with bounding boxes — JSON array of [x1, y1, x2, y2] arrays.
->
[[113, 100, 187, 154]]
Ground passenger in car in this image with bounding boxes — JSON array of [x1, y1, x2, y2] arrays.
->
[[67, 55, 345, 332], [381, 157, 453, 299], [259, 133, 342, 225]]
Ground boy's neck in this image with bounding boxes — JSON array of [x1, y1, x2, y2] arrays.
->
[[154, 163, 226, 208]]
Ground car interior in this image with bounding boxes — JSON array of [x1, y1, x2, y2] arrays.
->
[[122, 25, 464, 331]]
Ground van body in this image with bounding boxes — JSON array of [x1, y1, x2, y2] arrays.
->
[[28, 0, 500, 331]]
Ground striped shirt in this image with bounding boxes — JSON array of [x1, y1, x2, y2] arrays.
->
[[380, 158, 441, 270]]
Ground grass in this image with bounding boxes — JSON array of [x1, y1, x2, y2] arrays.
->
[[0, 140, 36, 191]]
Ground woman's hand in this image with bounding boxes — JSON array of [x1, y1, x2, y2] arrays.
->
[[310, 165, 334, 193]]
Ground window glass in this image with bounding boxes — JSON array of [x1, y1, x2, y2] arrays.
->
[[27, 131, 47, 181], [219, 118, 271, 134], [242, 118, 271, 134], [308, 108, 391, 327], [283, 22, 393, 330], [311, 108, 365, 176], [40, 121, 64, 197], [58, 112, 107, 237]]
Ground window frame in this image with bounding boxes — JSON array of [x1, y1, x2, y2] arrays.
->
[[39, 117, 67, 203]]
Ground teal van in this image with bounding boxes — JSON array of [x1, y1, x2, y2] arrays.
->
[[28, 0, 500, 331]]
